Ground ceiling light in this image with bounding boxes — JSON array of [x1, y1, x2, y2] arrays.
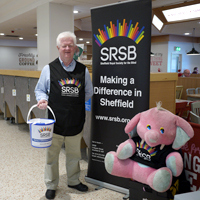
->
[[187, 48, 200, 55], [187, 28, 199, 55], [152, 15, 164, 31], [0, 33, 5, 35], [184, 33, 190, 35], [79, 38, 83, 41], [163, 3, 200, 22], [86, 41, 90, 44], [19, 37, 23, 40], [73, 10, 79, 14], [35, 34, 38, 36]]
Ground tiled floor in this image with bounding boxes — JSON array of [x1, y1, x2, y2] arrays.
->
[[0, 114, 126, 200]]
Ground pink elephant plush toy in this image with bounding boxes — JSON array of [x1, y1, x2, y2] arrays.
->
[[104, 103, 194, 193]]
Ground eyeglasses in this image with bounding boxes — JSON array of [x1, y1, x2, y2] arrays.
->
[[61, 45, 74, 49]]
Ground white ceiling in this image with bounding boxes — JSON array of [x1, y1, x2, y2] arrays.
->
[[0, 0, 200, 44]]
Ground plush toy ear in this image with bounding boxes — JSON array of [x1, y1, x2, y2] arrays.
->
[[125, 113, 141, 138], [127, 125, 138, 138], [172, 116, 194, 150]]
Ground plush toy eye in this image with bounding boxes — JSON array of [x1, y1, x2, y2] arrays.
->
[[147, 124, 151, 130], [160, 127, 164, 134]]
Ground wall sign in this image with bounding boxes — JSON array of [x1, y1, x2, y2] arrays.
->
[[150, 53, 163, 66]]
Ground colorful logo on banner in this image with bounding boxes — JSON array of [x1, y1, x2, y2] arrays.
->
[[94, 19, 145, 46]]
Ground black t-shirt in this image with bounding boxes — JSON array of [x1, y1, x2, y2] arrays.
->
[[130, 136, 180, 169]]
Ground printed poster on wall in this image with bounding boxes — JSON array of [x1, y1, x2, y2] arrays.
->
[[86, 0, 152, 191]]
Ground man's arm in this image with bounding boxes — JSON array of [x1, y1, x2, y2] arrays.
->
[[34, 65, 50, 109]]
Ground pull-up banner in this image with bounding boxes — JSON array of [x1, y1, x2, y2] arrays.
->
[[86, 0, 152, 192]]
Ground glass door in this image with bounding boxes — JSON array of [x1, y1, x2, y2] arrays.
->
[[171, 53, 182, 72]]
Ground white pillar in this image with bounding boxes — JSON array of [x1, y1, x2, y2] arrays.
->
[[37, 3, 74, 70]]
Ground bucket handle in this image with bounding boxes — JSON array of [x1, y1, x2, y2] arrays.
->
[[27, 104, 56, 124]]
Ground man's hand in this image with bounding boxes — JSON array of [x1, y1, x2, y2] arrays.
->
[[37, 99, 48, 110]]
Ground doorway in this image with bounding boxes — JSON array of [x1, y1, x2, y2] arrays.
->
[[171, 53, 182, 72]]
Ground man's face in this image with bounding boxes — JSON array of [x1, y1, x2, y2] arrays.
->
[[57, 37, 76, 62], [184, 70, 190, 77]]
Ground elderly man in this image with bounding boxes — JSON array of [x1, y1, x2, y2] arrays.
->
[[35, 31, 93, 199], [182, 69, 191, 77]]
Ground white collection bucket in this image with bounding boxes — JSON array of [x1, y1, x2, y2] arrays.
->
[[27, 104, 56, 148]]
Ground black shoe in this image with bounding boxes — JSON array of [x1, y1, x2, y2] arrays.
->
[[68, 182, 88, 192], [45, 189, 56, 199]]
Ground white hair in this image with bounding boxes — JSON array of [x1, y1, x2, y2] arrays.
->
[[56, 31, 76, 47]]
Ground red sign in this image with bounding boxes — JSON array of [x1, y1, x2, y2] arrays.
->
[[150, 53, 163, 66], [181, 122, 200, 191]]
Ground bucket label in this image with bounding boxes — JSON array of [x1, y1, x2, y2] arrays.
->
[[38, 127, 52, 137], [30, 124, 53, 148], [32, 138, 52, 142]]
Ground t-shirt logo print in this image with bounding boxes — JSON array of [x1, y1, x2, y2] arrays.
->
[[58, 78, 81, 97], [136, 140, 157, 162]]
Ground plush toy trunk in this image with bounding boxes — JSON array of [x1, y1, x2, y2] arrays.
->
[[129, 180, 175, 200]]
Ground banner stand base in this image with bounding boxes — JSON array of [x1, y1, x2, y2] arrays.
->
[[95, 186, 103, 190], [85, 176, 129, 195], [123, 194, 129, 200]]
